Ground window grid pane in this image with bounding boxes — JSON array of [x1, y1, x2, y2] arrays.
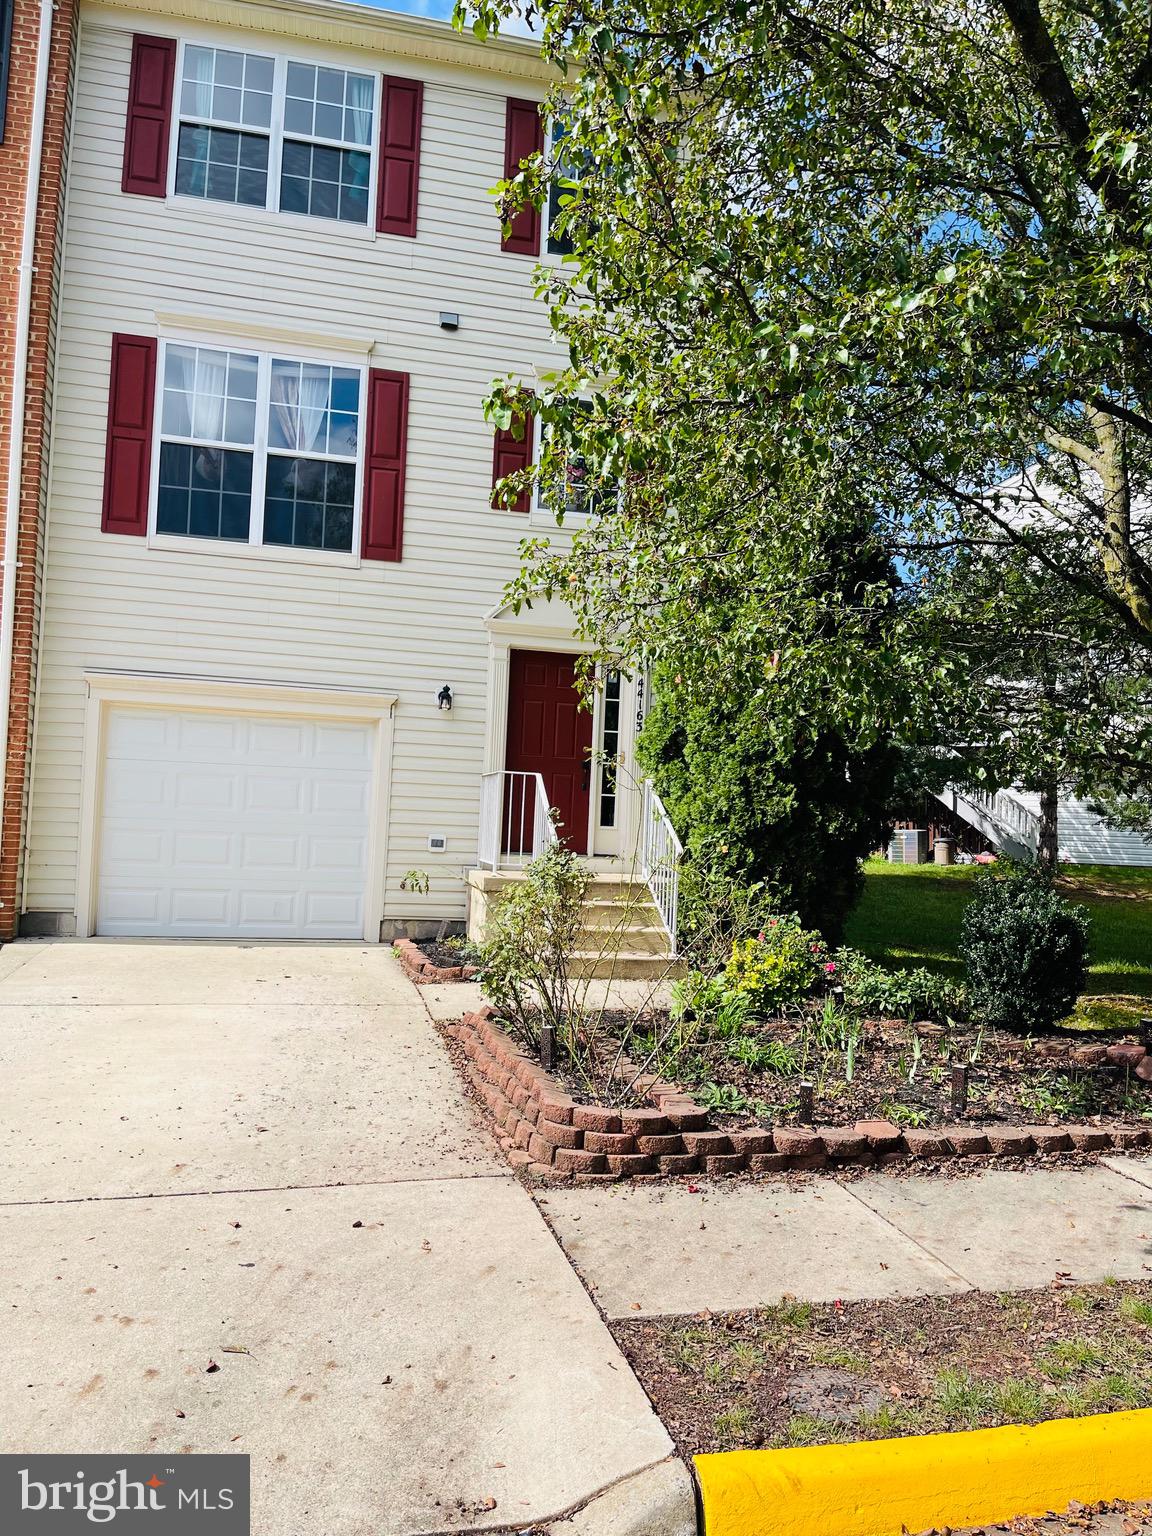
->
[[157, 442, 253, 541], [180, 45, 274, 129], [162, 344, 259, 446], [263, 457, 356, 552], [283, 61, 375, 147], [599, 671, 621, 828], [279, 141, 370, 224], [175, 124, 269, 208]]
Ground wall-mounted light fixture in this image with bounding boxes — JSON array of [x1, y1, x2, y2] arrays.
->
[[437, 684, 453, 712], [438, 312, 460, 331]]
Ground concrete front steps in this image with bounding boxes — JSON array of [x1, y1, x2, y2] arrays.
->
[[466, 868, 678, 979]]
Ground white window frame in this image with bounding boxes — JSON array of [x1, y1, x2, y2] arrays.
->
[[530, 406, 621, 527], [147, 336, 368, 566], [167, 39, 381, 233], [545, 115, 578, 259]]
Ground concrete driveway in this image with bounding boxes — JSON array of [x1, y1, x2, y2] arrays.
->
[[0, 942, 681, 1535]]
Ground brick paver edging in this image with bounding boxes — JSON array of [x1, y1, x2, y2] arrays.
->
[[394, 938, 479, 985], [450, 1009, 1152, 1183]]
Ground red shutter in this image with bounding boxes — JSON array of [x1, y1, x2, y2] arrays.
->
[[501, 98, 544, 256], [101, 334, 157, 537], [491, 394, 535, 514], [122, 35, 176, 196], [376, 76, 423, 238], [362, 369, 409, 562]]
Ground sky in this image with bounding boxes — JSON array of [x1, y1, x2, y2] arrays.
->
[[356, 0, 539, 37]]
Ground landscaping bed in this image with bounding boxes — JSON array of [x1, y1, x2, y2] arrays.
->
[[393, 936, 478, 984], [610, 1281, 1152, 1457], [672, 1014, 1152, 1132], [452, 1008, 1152, 1182]]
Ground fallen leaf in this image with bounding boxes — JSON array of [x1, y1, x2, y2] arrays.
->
[[220, 1346, 249, 1356], [352, 1221, 363, 1229], [175, 1410, 185, 1419], [205, 1361, 219, 1374]]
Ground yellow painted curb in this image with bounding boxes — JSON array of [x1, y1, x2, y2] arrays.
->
[[695, 1410, 1152, 1536]]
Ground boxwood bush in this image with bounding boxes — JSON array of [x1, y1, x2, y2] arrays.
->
[[959, 863, 1090, 1033]]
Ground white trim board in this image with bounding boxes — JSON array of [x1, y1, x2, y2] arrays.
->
[[77, 671, 396, 940]]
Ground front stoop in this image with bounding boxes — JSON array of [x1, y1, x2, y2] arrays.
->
[[466, 868, 679, 979]]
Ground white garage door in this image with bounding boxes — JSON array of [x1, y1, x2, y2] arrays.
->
[[96, 707, 375, 938]]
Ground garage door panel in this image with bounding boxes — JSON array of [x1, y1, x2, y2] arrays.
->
[[96, 706, 375, 939], [248, 720, 310, 760], [240, 833, 302, 871], [304, 891, 364, 927], [312, 777, 370, 815]]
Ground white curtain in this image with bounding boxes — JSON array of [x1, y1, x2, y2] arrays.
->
[[346, 73, 374, 147], [270, 362, 329, 453], [182, 47, 215, 119], [190, 349, 227, 440]]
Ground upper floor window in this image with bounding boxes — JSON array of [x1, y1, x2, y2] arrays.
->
[[546, 119, 581, 257], [156, 341, 363, 553], [174, 44, 375, 225]]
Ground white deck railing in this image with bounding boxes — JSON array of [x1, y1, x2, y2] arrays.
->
[[940, 785, 1041, 854], [478, 771, 558, 870], [640, 779, 683, 956]]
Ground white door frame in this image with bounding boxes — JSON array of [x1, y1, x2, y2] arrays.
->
[[78, 672, 397, 941], [482, 603, 641, 862]]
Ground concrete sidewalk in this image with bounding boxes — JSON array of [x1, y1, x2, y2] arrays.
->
[[0, 942, 689, 1535], [539, 1160, 1152, 1317]]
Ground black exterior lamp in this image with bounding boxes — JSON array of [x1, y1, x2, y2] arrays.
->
[[437, 684, 453, 712]]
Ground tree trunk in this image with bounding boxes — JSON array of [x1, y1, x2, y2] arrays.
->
[[1037, 775, 1060, 869]]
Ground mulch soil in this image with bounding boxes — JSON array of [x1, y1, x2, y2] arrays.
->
[[610, 1281, 1152, 1459], [688, 1018, 1152, 1130], [414, 938, 473, 971], [546, 1010, 1152, 1129], [948, 1507, 1152, 1536]]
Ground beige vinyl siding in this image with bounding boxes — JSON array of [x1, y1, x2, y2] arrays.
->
[[26, 7, 564, 924]]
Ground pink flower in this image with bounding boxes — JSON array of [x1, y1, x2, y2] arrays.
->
[[824, 962, 837, 975], [768, 919, 778, 928], [757, 930, 765, 942]]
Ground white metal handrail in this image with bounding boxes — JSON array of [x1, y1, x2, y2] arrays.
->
[[478, 771, 558, 870], [943, 785, 1041, 852], [640, 779, 683, 956]]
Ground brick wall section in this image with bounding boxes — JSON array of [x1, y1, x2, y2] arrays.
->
[[0, 0, 79, 938], [451, 1010, 1152, 1183]]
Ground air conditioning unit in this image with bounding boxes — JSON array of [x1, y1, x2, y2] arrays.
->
[[888, 828, 928, 864]]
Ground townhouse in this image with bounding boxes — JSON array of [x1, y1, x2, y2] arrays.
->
[[0, 0, 662, 945]]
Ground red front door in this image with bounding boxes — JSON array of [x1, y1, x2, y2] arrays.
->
[[504, 650, 594, 854]]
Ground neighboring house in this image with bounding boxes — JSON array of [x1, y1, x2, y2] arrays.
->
[[0, 0, 675, 954], [0, 0, 78, 941], [933, 787, 1152, 868]]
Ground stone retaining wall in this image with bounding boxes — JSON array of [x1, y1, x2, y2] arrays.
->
[[394, 937, 478, 985], [451, 1009, 1152, 1183]]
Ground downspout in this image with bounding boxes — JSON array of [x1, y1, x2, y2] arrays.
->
[[0, 0, 55, 924]]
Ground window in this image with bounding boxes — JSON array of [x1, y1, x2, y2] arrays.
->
[[155, 341, 363, 553], [546, 119, 579, 256], [598, 671, 622, 828], [173, 44, 375, 225], [538, 401, 613, 520]]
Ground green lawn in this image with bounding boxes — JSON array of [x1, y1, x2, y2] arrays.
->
[[844, 859, 1152, 1027]]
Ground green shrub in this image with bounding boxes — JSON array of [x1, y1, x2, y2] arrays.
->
[[669, 970, 752, 1038], [959, 862, 1090, 1033], [472, 841, 589, 1050], [638, 663, 906, 942], [725, 915, 831, 1015], [833, 948, 965, 1020]]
